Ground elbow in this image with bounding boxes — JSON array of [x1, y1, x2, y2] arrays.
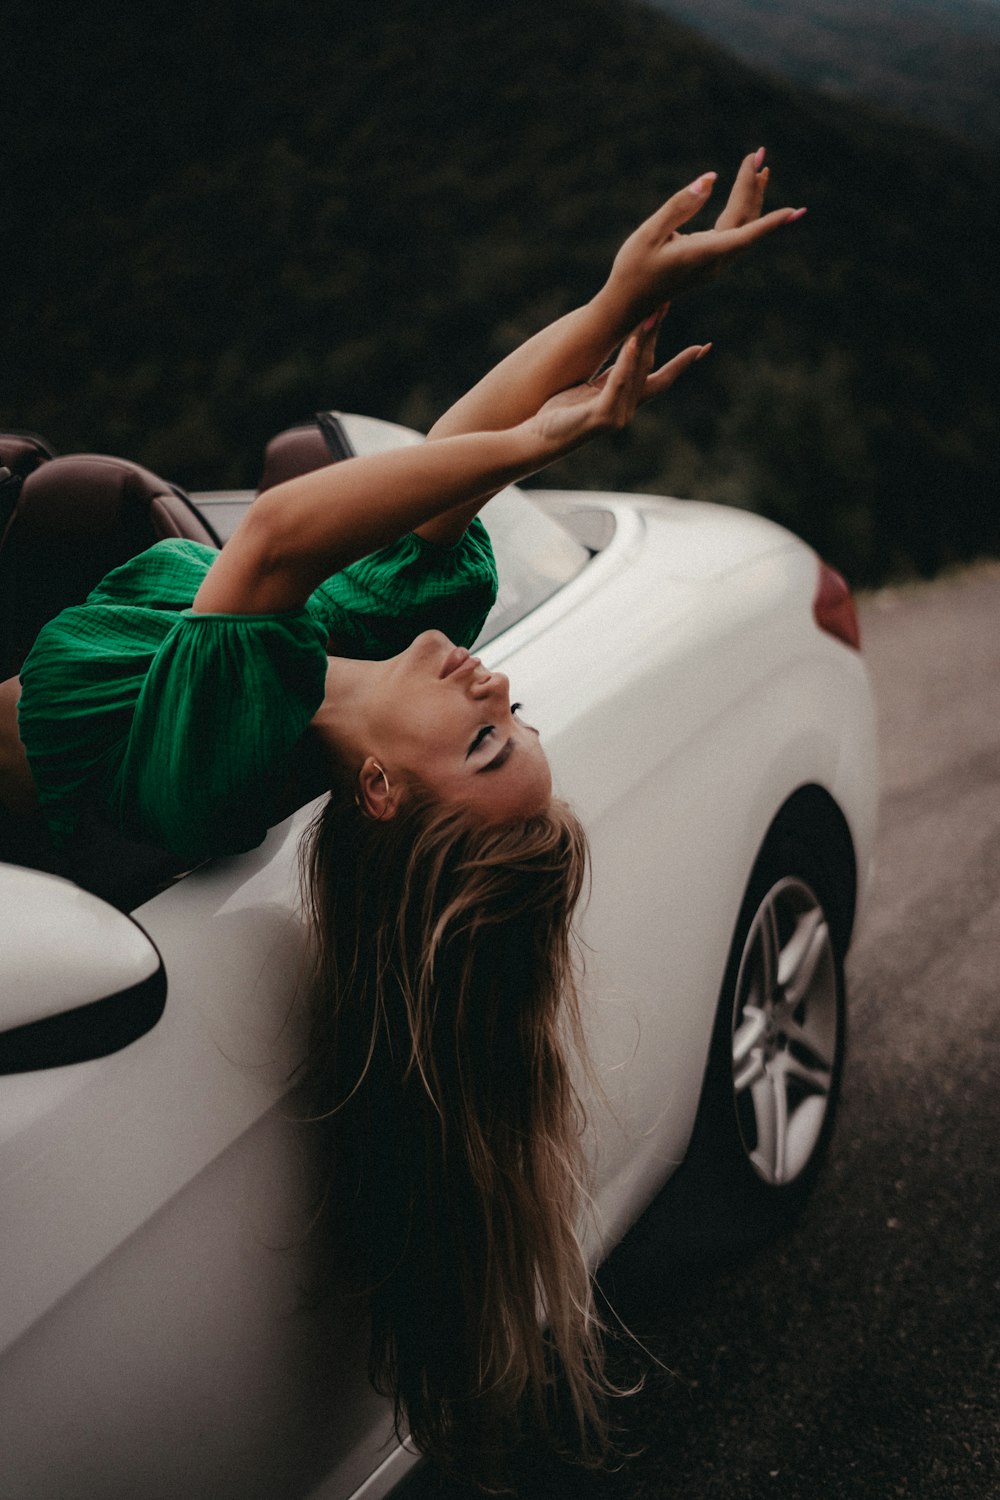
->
[[238, 491, 295, 575], [193, 493, 300, 615]]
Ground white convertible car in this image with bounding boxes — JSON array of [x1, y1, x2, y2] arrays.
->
[[0, 414, 877, 1500]]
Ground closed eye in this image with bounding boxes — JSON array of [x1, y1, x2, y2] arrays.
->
[[466, 725, 495, 759], [477, 736, 515, 773]]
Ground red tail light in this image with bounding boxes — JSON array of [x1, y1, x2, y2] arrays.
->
[[813, 559, 861, 651]]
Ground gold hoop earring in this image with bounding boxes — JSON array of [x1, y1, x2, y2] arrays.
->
[[355, 762, 391, 821]]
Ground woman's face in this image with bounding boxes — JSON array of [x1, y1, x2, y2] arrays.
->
[[361, 631, 552, 821]]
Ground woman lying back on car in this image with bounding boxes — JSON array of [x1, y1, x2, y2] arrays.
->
[[0, 152, 804, 1479]]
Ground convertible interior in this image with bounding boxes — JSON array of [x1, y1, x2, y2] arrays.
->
[[0, 421, 351, 910]]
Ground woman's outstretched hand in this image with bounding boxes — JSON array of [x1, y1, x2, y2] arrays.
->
[[525, 309, 708, 456], [605, 150, 806, 324]]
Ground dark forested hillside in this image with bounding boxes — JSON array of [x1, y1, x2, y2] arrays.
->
[[645, 0, 1000, 147], [2, 0, 997, 582]]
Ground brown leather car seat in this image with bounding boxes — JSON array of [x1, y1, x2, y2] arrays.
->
[[0, 431, 55, 480], [256, 412, 352, 495], [0, 432, 56, 541], [0, 453, 220, 681]]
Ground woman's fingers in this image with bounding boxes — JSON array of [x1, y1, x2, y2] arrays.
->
[[715, 148, 769, 230], [604, 314, 706, 421], [642, 343, 711, 400], [715, 151, 758, 230], [712, 149, 805, 242], [646, 151, 768, 242], [685, 202, 805, 271], [608, 153, 807, 315], [729, 202, 807, 246], [628, 313, 666, 395], [599, 329, 644, 416], [562, 314, 710, 445], [596, 316, 661, 424], [639, 171, 719, 243]]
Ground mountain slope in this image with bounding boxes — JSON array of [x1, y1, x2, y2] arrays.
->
[[644, 0, 1000, 146]]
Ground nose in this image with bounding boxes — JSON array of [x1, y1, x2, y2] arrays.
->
[[469, 668, 509, 701]]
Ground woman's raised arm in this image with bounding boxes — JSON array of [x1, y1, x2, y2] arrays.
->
[[192, 318, 702, 616], [416, 151, 802, 542]]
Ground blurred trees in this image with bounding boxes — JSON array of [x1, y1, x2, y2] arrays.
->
[[1, 0, 996, 584]]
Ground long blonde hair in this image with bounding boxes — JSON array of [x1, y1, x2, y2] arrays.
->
[[300, 786, 613, 1481]]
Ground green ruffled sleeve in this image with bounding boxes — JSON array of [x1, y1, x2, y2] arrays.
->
[[306, 517, 497, 659], [19, 539, 329, 862], [111, 608, 329, 862]]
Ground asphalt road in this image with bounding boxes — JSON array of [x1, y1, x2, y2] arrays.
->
[[400, 562, 1000, 1500]]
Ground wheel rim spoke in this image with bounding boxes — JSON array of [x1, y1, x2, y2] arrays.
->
[[749, 1071, 788, 1184], [729, 873, 840, 1188], [733, 1005, 767, 1066], [778, 909, 829, 1008], [773, 1047, 831, 1098], [733, 1004, 768, 1092], [734, 1048, 766, 1094], [760, 899, 782, 998], [781, 1013, 833, 1072]]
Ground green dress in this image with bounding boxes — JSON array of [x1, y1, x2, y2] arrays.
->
[[17, 523, 497, 864]]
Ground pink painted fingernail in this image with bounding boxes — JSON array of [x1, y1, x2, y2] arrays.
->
[[687, 171, 717, 197], [696, 343, 713, 360], [786, 207, 808, 223], [642, 313, 658, 331], [754, 147, 766, 170]]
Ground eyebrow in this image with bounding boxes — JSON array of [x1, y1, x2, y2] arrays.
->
[[476, 736, 515, 774]]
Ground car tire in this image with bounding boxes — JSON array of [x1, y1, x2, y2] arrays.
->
[[665, 826, 848, 1253]]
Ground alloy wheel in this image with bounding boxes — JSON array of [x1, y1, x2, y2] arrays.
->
[[730, 876, 839, 1186]]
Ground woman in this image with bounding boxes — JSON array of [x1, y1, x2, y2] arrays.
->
[[0, 155, 801, 1475]]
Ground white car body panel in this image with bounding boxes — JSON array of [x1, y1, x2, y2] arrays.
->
[[0, 442, 877, 1498], [494, 494, 877, 1256]]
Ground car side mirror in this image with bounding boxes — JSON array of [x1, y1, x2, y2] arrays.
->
[[0, 863, 166, 1074]]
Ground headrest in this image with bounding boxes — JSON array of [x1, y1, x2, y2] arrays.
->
[[8, 454, 216, 542], [0, 432, 55, 480], [0, 454, 219, 680], [256, 415, 352, 495], [257, 425, 336, 494]]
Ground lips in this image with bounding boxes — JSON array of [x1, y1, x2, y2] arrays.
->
[[439, 646, 471, 679]]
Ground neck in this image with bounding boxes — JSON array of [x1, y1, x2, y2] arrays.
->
[[310, 654, 387, 768]]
